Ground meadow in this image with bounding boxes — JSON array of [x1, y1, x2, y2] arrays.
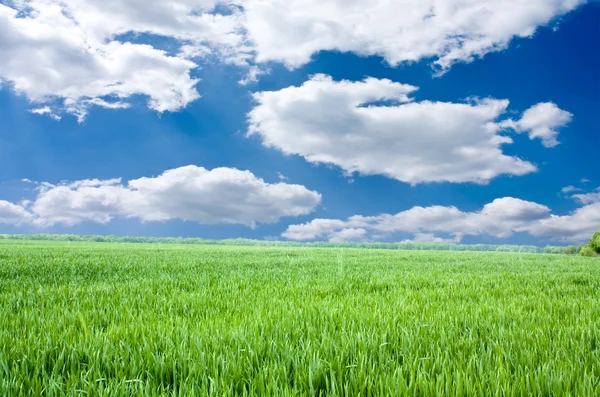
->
[[0, 241, 598, 396]]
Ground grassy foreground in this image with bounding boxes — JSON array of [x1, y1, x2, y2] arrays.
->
[[0, 241, 599, 396]]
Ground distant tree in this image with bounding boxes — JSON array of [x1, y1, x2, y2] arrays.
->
[[590, 232, 600, 253], [581, 245, 597, 257], [544, 246, 564, 254], [563, 246, 582, 255], [580, 231, 600, 257]]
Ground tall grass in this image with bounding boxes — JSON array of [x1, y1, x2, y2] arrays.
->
[[1, 242, 598, 396]]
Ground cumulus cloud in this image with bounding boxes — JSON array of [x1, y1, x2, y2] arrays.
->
[[248, 75, 542, 184], [0, 0, 588, 118], [572, 188, 600, 205], [327, 228, 368, 243], [0, 200, 32, 225], [501, 102, 573, 147], [243, 0, 586, 71], [282, 195, 600, 244], [2, 165, 321, 227], [526, 202, 600, 242], [0, 0, 244, 120]]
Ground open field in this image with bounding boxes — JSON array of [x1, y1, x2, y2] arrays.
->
[[0, 241, 599, 396]]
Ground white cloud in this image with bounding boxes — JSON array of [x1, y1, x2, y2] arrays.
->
[[0, 0, 244, 120], [238, 66, 268, 86], [581, 178, 590, 183], [243, 0, 586, 71], [327, 228, 368, 243], [248, 75, 539, 184], [29, 106, 61, 120], [283, 195, 600, 244], [0, 0, 588, 119], [2, 165, 321, 227], [501, 102, 573, 147], [572, 188, 600, 205], [54, 0, 243, 45], [526, 202, 600, 242], [561, 185, 581, 194], [283, 219, 348, 242], [0, 200, 32, 225], [403, 233, 464, 243]]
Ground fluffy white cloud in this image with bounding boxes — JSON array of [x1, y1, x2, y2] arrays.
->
[[0, 0, 245, 120], [0, 0, 588, 118], [54, 0, 242, 44], [572, 188, 600, 205], [2, 165, 321, 227], [526, 202, 600, 242], [501, 102, 573, 147], [0, 200, 32, 225], [283, 195, 600, 244], [248, 75, 540, 184], [327, 228, 368, 243], [243, 0, 586, 70], [280, 219, 346, 242]]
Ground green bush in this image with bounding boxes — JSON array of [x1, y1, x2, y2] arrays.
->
[[580, 245, 597, 257], [579, 232, 600, 257], [589, 232, 600, 253]]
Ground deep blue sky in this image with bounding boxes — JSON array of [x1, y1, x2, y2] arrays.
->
[[0, 2, 598, 245]]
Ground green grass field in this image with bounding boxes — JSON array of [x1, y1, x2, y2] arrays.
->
[[1, 241, 599, 396]]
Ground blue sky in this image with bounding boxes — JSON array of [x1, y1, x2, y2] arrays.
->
[[0, 0, 598, 245]]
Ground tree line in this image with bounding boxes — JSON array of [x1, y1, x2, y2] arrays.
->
[[0, 233, 595, 255]]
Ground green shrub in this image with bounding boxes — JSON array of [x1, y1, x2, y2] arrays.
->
[[589, 232, 600, 253], [580, 245, 597, 257]]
